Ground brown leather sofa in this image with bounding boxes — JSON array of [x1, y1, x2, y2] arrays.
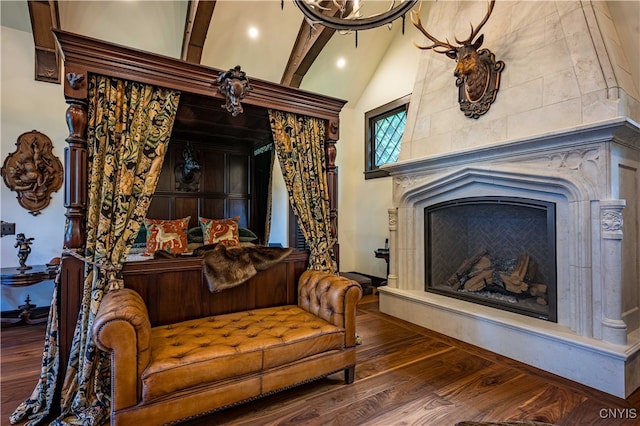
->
[[92, 269, 363, 426]]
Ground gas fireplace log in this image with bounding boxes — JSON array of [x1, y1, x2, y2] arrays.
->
[[463, 269, 493, 291], [500, 273, 529, 294], [469, 256, 492, 276], [513, 254, 530, 281], [447, 249, 489, 289], [525, 258, 538, 282], [529, 283, 547, 297]]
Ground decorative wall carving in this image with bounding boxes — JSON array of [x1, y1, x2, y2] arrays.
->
[[1, 130, 63, 215], [601, 209, 623, 232], [217, 65, 252, 117]]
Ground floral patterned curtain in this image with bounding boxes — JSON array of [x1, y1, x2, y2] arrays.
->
[[268, 110, 336, 273], [10, 75, 180, 426]]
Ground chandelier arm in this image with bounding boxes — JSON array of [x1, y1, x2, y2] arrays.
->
[[293, 0, 418, 31]]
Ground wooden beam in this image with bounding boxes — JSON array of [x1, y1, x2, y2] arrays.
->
[[280, 1, 354, 88], [280, 20, 336, 88], [27, 0, 60, 83], [181, 0, 217, 64]]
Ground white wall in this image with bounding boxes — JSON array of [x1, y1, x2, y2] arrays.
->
[[1, 26, 68, 310], [58, 0, 187, 59], [335, 27, 421, 277], [267, 158, 289, 247]]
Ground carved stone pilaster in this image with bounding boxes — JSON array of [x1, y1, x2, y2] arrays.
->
[[387, 208, 398, 287], [599, 200, 627, 345]]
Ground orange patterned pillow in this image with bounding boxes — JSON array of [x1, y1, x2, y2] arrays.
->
[[199, 216, 241, 247], [143, 217, 191, 256]]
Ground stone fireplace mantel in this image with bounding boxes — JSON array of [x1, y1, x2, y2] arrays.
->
[[379, 118, 640, 398]]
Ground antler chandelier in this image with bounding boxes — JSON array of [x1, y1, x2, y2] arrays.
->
[[292, 0, 418, 31]]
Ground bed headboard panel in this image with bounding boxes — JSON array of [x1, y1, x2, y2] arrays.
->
[[148, 139, 252, 231]]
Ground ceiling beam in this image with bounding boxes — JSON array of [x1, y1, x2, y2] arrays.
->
[[280, 20, 336, 88], [181, 0, 217, 64], [27, 0, 60, 84], [281, 1, 355, 88]]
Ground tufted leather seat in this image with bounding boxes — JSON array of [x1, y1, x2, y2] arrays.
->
[[142, 306, 345, 401], [92, 269, 362, 426]]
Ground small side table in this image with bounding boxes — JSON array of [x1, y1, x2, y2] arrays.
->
[[1, 265, 55, 327], [374, 248, 390, 289]]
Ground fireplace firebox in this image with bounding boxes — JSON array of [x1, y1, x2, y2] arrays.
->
[[425, 197, 557, 321]]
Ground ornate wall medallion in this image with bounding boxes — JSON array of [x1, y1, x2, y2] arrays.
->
[[1, 130, 63, 215], [217, 65, 252, 117]]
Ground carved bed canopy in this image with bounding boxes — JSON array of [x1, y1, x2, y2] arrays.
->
[[54, 29, 347, 383]]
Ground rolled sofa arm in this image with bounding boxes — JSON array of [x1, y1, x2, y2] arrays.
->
[[92, 288, 152, 411], [298, 270, 363, 348]]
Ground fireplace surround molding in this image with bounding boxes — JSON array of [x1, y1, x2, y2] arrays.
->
[[379, 118, 640, 398]]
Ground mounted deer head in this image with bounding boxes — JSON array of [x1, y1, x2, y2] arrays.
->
[[411, 0, 504, 118], [174, 142, 201, 192]]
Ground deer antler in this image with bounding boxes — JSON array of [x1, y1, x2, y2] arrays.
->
[[410, 1, 456, 53], [455, 0, 495, 45]]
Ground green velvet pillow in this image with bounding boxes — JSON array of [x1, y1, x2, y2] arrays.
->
[[132, 225, 147, 248], [187, 226, 204, 243], [238, 227, 258, 242]]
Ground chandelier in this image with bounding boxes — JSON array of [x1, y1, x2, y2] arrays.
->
[[291, 0, 418, 31]]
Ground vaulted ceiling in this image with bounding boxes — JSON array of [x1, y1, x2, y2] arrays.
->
[[3, 1, 639, 108], [2, 0, 405, 106]]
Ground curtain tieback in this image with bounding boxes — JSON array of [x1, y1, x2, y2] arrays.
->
[[62, 249, 124, 291]]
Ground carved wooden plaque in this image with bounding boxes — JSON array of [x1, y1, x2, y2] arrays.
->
[[1, 130, 63, 215]]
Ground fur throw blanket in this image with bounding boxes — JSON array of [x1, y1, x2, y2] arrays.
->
[[152, 244, 293, 292], [202, 244, 293, 292]]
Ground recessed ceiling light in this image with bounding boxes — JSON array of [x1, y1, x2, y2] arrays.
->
[[248, 26, 259, 39], [336, 57, 346, 69]]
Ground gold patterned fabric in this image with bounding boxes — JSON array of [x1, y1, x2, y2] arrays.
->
[[10, 74, 180, 426], [268, 110, 336, 273]]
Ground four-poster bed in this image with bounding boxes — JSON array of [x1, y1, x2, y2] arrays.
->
[[54, 29, 346, 404]]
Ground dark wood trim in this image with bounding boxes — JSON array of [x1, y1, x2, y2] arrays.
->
[[54, 29, 346, 121], [28, 0, 61, 83], [181, 0, 217, 64]]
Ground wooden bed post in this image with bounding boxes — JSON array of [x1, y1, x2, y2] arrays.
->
[[60, 68, 90, 382], [325, 120, 339, 268]]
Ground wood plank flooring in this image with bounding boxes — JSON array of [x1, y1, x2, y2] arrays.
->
[[3, 295, 639, 425]]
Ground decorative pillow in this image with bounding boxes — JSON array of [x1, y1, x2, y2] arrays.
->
[[187, 226, 204, 244], [238, 227, 258, 242], [199, 216, 241, 247], [143, 217, 191, 256], [131, 225, 147, 248]]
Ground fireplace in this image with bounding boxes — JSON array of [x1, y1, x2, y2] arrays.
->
[[425, 197, 557, 321], [378, 120, 640, 398]]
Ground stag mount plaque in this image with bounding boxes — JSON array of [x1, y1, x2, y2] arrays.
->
[[1, 130, 63, 215], [412, 0, 504, 119]]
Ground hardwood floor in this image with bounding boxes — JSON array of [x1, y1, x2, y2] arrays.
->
[[3, 295, 639, 425]]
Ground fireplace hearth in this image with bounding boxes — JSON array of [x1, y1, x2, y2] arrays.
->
[[426, 197, 556, 321]]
